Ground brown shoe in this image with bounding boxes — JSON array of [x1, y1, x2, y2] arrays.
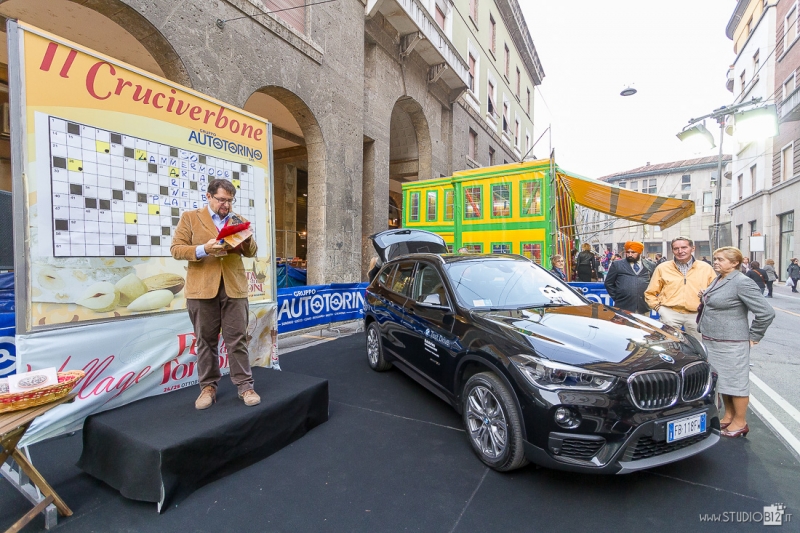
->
[[239, 389, 261, 407], [195, 386, 216, 410]]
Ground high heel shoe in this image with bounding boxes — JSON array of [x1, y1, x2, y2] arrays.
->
[[720, 421, 732, 430], [721, 424, 749, 438]]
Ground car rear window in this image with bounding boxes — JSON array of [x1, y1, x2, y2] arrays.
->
[[388, 262, 415, 296], [377, 265, 395, 288]]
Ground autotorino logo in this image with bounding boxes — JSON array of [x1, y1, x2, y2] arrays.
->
[[699, 504, 791, 525], [278, 289, 365, 321]]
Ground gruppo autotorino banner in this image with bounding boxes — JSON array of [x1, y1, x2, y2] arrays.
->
[[277, 283, 368, 333], [9, 21, 278, 445]]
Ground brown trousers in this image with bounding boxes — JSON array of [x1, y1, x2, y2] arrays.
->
[[186, 279, 253, 394]]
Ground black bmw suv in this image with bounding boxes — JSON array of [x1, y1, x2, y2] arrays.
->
[[364, 230, 719, 474]]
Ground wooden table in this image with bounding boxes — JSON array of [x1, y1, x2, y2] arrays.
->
[[1, 395, 74, 533]]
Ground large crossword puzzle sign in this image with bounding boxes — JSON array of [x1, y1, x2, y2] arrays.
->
[[48, 117, 258, 257]]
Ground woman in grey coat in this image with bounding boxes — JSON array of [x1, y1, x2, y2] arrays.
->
[[698, 247, 775, 438]]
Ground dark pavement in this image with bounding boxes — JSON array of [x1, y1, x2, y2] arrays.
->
[[1, 334, 799, 532]]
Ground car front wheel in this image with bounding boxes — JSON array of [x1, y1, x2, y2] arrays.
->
[[366, 322, 392, 371], [462, 372, 528, 472]]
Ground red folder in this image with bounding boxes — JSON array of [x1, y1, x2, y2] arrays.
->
[[216, 222, 250, 240]]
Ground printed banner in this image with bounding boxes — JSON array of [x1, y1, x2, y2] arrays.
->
[[277, 283, 368, 333], [569, 282, 659, 318], [17, 300, 278, 447], [0, 313, 14, 378], [13, 22, 274, 331]]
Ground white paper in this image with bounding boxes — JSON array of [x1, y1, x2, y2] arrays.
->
[[8, 367, 58, 393]]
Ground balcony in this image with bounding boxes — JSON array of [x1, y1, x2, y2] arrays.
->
[[366, 0, 469, 92], [780, 86, 800, 122]]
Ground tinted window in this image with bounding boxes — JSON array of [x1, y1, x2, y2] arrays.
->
[[412, 263, 449, 306], [444, 259, 585, 309], [377, 265, 396, 288], [388, 262, 415, 296]]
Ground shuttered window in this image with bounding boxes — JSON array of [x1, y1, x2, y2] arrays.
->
[[264, 0, 306, 34]]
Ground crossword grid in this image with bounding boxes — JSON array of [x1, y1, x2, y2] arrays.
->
[[48, 116, 258, 257]]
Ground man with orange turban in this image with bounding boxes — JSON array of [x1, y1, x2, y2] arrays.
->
[[603, 241, 654, 313]]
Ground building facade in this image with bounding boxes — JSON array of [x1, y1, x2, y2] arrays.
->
[[725, 0, 794, 273], [591, 156, 732, 260], [0, 0, 542, 285]]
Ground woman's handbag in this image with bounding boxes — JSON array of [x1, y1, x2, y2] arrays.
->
[[788, 278, 796, 288], [695, 301, 704, 324]]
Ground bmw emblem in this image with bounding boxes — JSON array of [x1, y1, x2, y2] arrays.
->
[[660, 354, 675, 364]]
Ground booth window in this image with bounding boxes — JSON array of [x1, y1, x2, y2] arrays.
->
[[464, 186, 482, 219], [426, 190, 437, 221], [520, 180, 542, 216], [464, 243, 483, 253], [491, 242, 511, 254], [522, 242, 543, 263], [409, 192, 420, 222], [444, 189, 454, 220], [491, 184, 511, 217]]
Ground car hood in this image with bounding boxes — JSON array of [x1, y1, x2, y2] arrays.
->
[[472, 303, 703, 376], [370, 229, 448, 263]]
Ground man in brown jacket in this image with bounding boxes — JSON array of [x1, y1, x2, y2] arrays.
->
[[171, 179, 260, 409]]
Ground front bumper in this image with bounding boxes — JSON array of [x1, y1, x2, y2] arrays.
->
[[522, 407, 720, 474]]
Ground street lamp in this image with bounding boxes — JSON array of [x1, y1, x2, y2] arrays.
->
[[676, 97, 777, 250]]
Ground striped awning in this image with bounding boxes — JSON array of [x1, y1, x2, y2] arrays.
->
[[557, 170, 695, 230]]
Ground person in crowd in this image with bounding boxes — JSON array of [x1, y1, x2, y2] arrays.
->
[[604, 241, 654, 314], [701, 256, 712, 265], [698, 247, 774, 438], [570, 248, 579, 275], [171, 179, 260, 409], [601, 248, 613, 271], [763, 259, 778, 298], [550, 255, 567, 281], [644, 237, 715, 342], [655, 253, 667, 265], [746, 261, 768, 294], [576, 243, 598, 282], [613, 253, 622, 261], [740, 256, 751, 274], [595, 254, 606, 280], [457, 247, 469, 254], [788, 258, 800, 293]]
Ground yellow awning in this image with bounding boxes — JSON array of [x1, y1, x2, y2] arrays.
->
[[557, 170, 695, 230]]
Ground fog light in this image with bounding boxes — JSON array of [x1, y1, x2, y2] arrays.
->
[[554, 407, 580, 428]]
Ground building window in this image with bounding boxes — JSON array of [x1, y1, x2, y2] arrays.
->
[[491, 243, 511, 254], [525, 132, 530, 155], [464, 243, 483, 253], [521, 180, 542, 216], [516, 67, 521, 98], [746, 15, 753, 35], [426, 191, 437, 221], [490, 15, 496, 54], [786, 7, 797, 48], [264, 0, 305, 34], [780, 211, 794, 274], [526, 88, 531, 115], [435, 5, 445, 29], [491, 184, 511, 217], [618, 182, 626, 188], [736, 224, 743, 250], [752, 49, 759, 75], [409, 192, 419, 222], [681, 193, 690, 200], [504, 44, 510, 78], [784, 73, 796, 100], [444, 189, 454, 220], [487, 80, 495, 116], [468, 129, 477, 160], [740, 70, 746, 93], [782, 143, 794, 181], [750, 164, 757, 194], [514, 119, 521, 149], [469, 0, 477, 22], [737, 174, 743, 200], [488, 146, 495, 165], [749, 220, 758, 236], [468, 54, 476, 92], [630, 180, 638, 192], [703, 191, 713, 213], [646, 179, 657, 194], [522, 242, 543, 263], [464, 186, 482, 219], [681, 174, 691, 191], [502, 101, 509, 132]]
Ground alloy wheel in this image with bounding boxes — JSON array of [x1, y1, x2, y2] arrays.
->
[[466, 385, 508, 459], [367, 327, 380, 366]]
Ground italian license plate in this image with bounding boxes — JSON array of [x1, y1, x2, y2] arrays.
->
[[667, 413, 707, 443]]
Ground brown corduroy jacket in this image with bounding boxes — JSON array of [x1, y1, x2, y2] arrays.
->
[[170, 207, 258, 299]]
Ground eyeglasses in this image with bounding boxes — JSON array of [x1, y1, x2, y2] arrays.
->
[[211, 195, 236, 205]]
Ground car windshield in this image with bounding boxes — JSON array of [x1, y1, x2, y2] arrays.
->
[[444, 258, 586, 309]]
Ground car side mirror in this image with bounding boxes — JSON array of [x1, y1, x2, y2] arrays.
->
[[422, 293, 443, 305]]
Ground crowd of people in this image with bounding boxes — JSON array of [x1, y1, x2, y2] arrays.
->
[[550, 237, 783, 439]]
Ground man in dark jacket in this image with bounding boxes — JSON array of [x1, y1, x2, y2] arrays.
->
[[604, 241, 654, 313]]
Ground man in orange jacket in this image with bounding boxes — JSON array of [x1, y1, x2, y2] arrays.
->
[[644, 237, 715, 342]]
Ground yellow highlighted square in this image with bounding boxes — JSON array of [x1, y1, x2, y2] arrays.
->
[[67, 158, 83, 171], [95, 140, 110, 153], [124, 212, 138, 224], [148, 204, 160, 215], [232, 179, 241, 189], [135, 149, 147, 161], [168, 167, 179, 177]]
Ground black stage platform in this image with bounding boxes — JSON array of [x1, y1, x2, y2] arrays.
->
[[2, 334, 799, 532], [77, 367, 328, 511]]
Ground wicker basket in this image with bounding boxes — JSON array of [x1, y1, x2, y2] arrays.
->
[[0, 370, 85, 414]]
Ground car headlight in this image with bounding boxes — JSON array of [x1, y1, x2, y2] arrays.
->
[[510, 354, 617, 392]]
